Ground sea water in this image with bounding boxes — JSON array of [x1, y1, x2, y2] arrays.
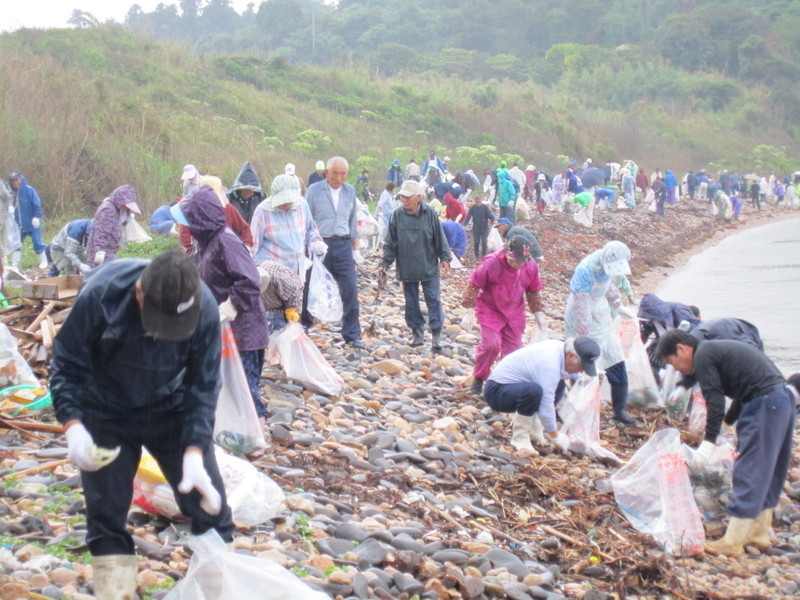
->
[[657, 217, 800, 374]]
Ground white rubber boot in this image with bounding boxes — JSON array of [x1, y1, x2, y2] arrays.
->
[[748, 509, 774, 549], [528, 413, 549, 446], [510, 414, 538, 457], [37, 252, 47, 269], [92, 554, 138, 600], [705, 517, 753, 558]]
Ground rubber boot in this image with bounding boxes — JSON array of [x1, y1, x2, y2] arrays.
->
[[92, 554, 138, 600], [705, 517, 753, 558], [431, 329, 442, 351], [410, 328, 424, 347], [37, 252, 47, 269], [470, 377, 483, 395], [528, 413, 548, 446], [748, 509, 774, 549], [11, 251, 20, 270], [510, 414, 538, 457], [611, 383, 639, 425]]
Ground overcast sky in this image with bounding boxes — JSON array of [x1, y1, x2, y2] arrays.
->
[[3, 1, 257, 32]]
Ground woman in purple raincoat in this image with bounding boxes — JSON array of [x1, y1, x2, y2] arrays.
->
[[179, 185, 270, 430]]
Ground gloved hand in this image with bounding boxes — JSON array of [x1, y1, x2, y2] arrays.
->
[[352, 249, 365, 265], [553, 431, 571, 453], [178, 449, 222, 515], [534, 311, 548, 336], [667, 386, 687, 407], [691, 440, 716, 470], [530, 415, 548, 446], [284, 307, 300, 322], [78, 263, 92, 275], [65, 423, 103, 472], [310, 240, 328, 257], [218, 299, 237, 322], [94, 251, 106, 265], [460, 308, 475, 332], [31, 217, 40, 229], [7, 205, 14, 215], [617, 305, 637, 319]]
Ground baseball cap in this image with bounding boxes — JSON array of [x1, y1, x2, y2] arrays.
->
[[397, 180, 425, 197], [8, 172, 21, 180], [140, 252, 202, 341], [392, 159, 400, 166], [506, 235, 534, 263], [499, 160, 507, 167], [494, 217, 512, 228], [315, 160, 325, 170], [181, 164, 199, 181], [284, 163, 296, 175], [573, 336, 601, 377]]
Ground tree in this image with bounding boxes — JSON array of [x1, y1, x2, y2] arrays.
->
[[68, 10, 100, 28]]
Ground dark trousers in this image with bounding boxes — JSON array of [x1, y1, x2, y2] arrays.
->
[[751, 196, 760, 210], [82, 411, 234, 556], [484, 380, 543, 416], [402, 278, 442, 331], [500, 204, 515, 223], [728, 386, 796, 518], [301, 238, 361, 342], [605, 361, 629, 414], [240, 349, 267, 418], [473, 231, 488, 258]]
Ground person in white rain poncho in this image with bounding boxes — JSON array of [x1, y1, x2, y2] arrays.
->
[[564, 241, 639, 425]]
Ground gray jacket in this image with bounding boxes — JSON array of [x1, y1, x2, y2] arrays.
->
[[381, 203, 452, 282]]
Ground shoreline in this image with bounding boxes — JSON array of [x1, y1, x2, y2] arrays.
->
[[633, 207, 800, 296]]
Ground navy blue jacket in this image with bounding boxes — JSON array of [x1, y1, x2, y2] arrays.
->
[[50, 259, 222, 449]]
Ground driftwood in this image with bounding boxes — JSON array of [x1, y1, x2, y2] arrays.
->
[[1, 459, 70, 480]]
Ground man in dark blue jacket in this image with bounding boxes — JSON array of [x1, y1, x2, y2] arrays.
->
[[50, 252, 234, 599]]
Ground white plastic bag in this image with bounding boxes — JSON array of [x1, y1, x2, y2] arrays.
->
[[164, 529, 328, 600], [307, 255, 343, 323], [687, 387, 707, 435], [268, 323, 345, 396], [559, 377, 621, 462], [0, 323, 38, 387], [122, 216, 152, 243], [133, 447, 285, 528], [214, 322, 266, 456], [486, 227, 503, 252], [611, 428, 705, 556], [616, 317, 661, 407], [449, 254, 464, 269], [515, 200, 530, 221]]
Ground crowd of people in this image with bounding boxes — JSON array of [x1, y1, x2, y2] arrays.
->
[[0, 150, 796, 596]]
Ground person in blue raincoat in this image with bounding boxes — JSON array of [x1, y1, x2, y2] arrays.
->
[[8, 172, 45, 269], [564, 241, 639, 425]]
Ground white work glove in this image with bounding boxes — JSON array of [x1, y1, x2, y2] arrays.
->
[[310, 240, 328, 257], [7, 205, 14, 215], [460, 308, 475, 332], [78, 263, 92, 275], [534, 311, 548, 336], [667, 386, 687, 407], [553, 431, 571, 453], [352, 249, 365, 265], [94, 251, 106, 265], [218, 299, 237, 322], [530, 415, 548, 446], [691, 440, 716, 470], [31, 217, 40, 229], [178, 450, 222, 515], [65, 424, 118, 472], [617, 305, 637, 319]]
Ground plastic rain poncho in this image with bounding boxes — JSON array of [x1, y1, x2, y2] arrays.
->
[[564, 241, 631, 368]]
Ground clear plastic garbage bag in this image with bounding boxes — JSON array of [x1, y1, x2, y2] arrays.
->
[[486, 227, 503, 252], [268, 322, 345, 396], [4, 213, 20, 254], [163, 529, 328, 600], [611, 428, 705, 556], [307, 255, 343, 323], [559, 377, 621, 462], [616, 317, 661, 407], [133, 447, 285, 528], [0, 323, 38, 387], [214, 322, 266, 456]]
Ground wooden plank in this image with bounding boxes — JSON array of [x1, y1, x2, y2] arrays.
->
[[25, 301, 55, 333], [40, 318, 53, 349], [21, 275, 83, 300], [8, 327, 42, 343]]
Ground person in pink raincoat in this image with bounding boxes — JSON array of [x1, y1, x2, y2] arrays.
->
[[460, 235, 548, 396]]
